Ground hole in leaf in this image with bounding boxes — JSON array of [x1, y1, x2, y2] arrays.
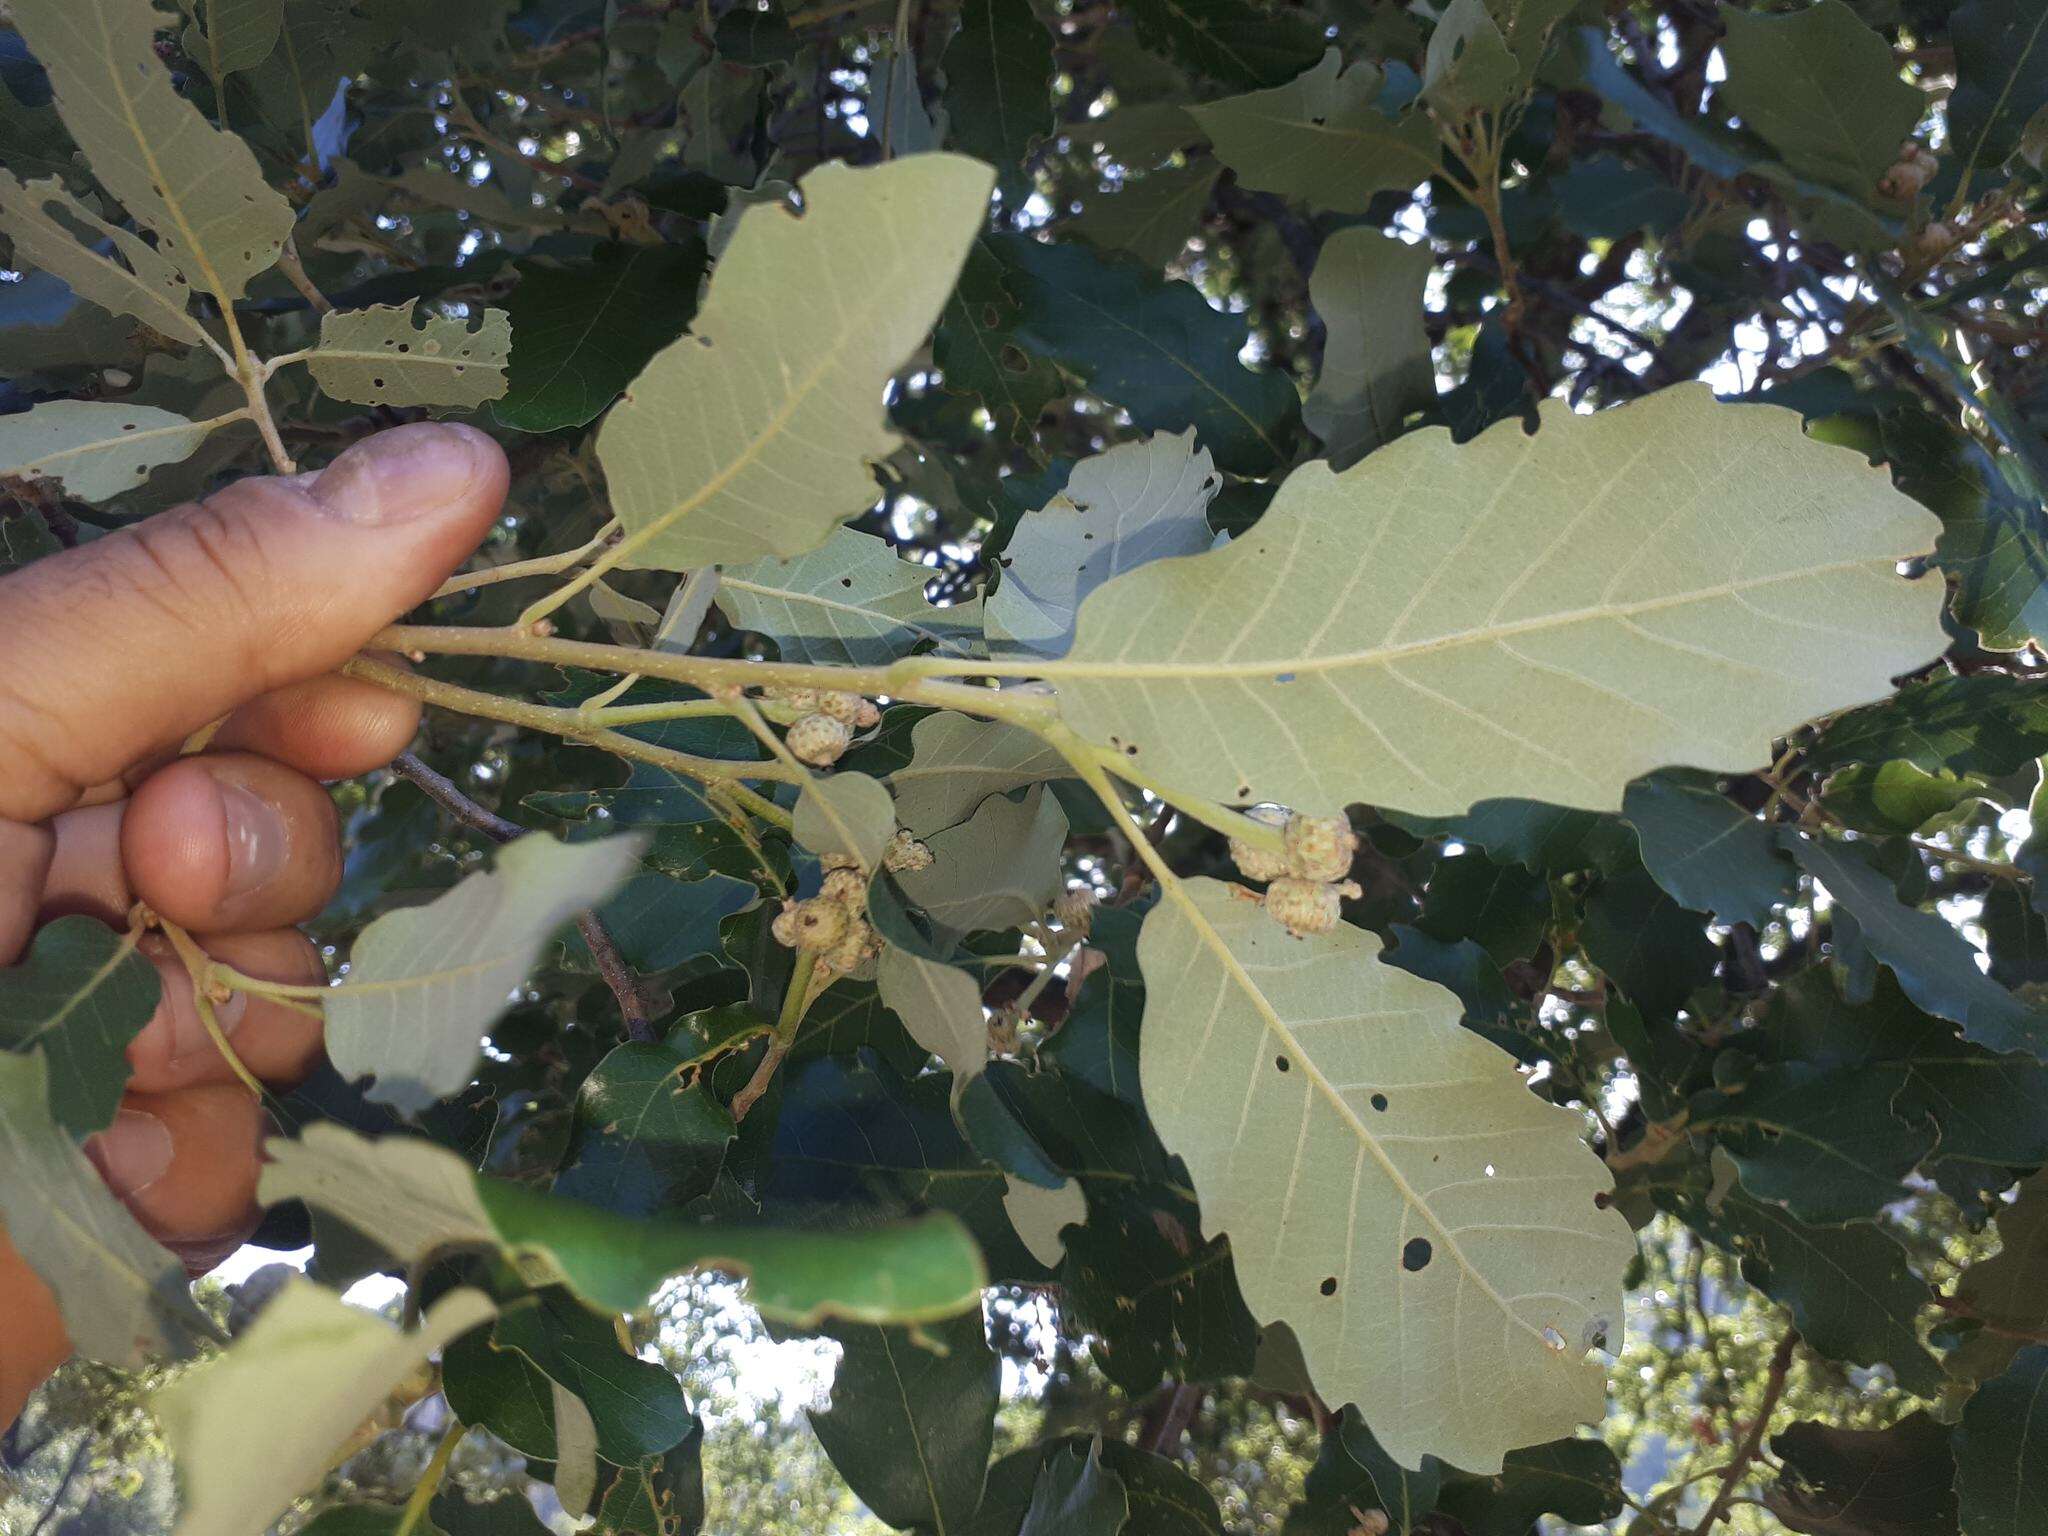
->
[[1319, 1277, 1337, 1296], [1401, 1238, 1432, 1273], [1275, 1056, 1289, 1072], [1370, 1093, 1388, 1112]]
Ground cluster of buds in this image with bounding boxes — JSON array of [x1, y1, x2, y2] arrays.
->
[[764, 686, 881, 768], [1908, 218, 1962, 264], [772, 853, 883, 975], [1877, 139, 1940, 201], [1229, 807, 1363, 937], [883, 828, 933, 873], [1051, 885, 1096, 936]]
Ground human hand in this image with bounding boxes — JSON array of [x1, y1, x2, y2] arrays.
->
[[0, 422, 510, 1424]]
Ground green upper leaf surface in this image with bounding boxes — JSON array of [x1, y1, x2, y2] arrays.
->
[[0, 915, 159, 1136]]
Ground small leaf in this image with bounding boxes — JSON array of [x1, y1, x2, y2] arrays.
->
[[1946, 1168, 2048, 1386], [1955, 1345, 2048, 1536], [1622, 770, 1797, 926], [495, 242, 707, 432], [0, 916, 159, 1136], [990, 232, 1302, 476], [1002, 1174, 1086, 1267], [1420, 0, 1518, 119], [719, 526, 983, 667], [325, 832, 646, 1113], [1432, 1438, 1625, 1536], [1117, 0, 1325, 90], [599, 155, 996, 571], [12, 0, 294, 301], [1054, 387, 1946, 816], [1766, 1412, 1959, 1536], [308, 300, 513, 410], [1716, 0, 1926, 202], [900, 784, 1067, 933], [1303, 228, 1434, 468], [793, 771, 897, 870], [1192, 52, 1441, 215], [941, 0, 1054, 200], [0, 1049, 218, 1367], [0, 400, 226, 503], [1784, 832, 2048, 1058], [877, 947, 989, 1092], [0, 172, 217, 348], [1136, 878, 1633, 1471], [492, 1287, 696, 1463], [808, 1309, 998, 1536], [886, 712, 1070, 837], [1019, 1439, 1128, 1536], [988, 430, 1218, 658], [185, 0, 285, 87], [157, 1280, 495, 1536]]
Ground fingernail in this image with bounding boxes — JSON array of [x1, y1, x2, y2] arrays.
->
[[169, 983, 247, 1068], [306, 423, 496, 527], [219, 782, 291, 899], [90, 1109, 174, 1199]]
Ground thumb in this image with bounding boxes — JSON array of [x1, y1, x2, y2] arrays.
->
[[0, 422, 509, 824]]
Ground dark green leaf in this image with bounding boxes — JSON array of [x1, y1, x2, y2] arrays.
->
[[554, 1039, 736, 1216], [1432, 1437, 1623, 1536], [0, 914, 160, 1136], [493, 1287, 696, 1463], [1623, 771, 1795, 926], [1766, 1412, 1958, 1536], [1955, 1345, 2048, 1536], [941, 0, 1052, 201], [988, 232, 1302, 475], [809, 1308, 998, 1535], [1018, 1439, 1128, 1536], [1803, 673, 2048, 778], [1284, 1408, 1441, 1534], [1581, 866, 1717, 1018], [1951, 0, 2048, 175], [1116, 0, 1324, 90]]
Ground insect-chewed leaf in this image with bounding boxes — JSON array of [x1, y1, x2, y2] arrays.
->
[[324, 832, 645, 1113], [1135, 878, 1634, 1471], [0, 399, 225, 502], [0, 915, 160, 1136], [719, 526, 984, 666], [0, 173, 216, 349], [899, 783, 1067, 933], [11, 0, 294, 302], [307, 300, 513, 410], [0, 1050, 219, 1368], [1191, 51, 1441, 215], [988, 430, 1219, 659], [1002, 1174, 1086, 1267], [1053, 386, 1947, 816], [155, 1279, 495, 1536], [598, 155, 996, 571]]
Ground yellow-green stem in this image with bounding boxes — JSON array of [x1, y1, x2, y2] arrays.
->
[[431, 520, 620, 601], [395, 1423, 466, 1536], [158, 922, 266, 1099]]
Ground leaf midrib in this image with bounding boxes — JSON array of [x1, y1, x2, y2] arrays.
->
[[1164, 881, 1546, 1348], [1037, 551, 1900, 680]]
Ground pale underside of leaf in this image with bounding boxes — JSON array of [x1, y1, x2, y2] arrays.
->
[[718, 525, 984, 666], [1190, 50, 1441, 214], [157, 1280, 495, 1536], [307, 300, 513, 410], [900, 783, 1068, 933], [599, 154, 997, 571], [793, 770, 897, 870], [886, 712, 1070, 836], [1004, 1174, 1087, 1267], [987, 429, 1219, 658], [258, 1122, 497, 1269], [0, 399, 224, 502], [1054, 385, 1948, 816], [0, 172, 215, 350], [325, 832, 645, 1113], [12, 0, 295, 302], [1136, 879, 1634, 1471], [1302, 226, 1435, 468], [877, 946, 989, 1092], [0, 1050, 218, 1368]]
